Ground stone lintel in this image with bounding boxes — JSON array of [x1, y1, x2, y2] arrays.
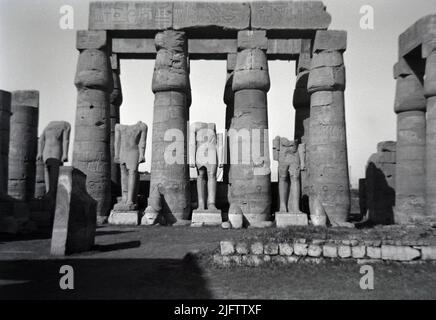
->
[[398, 14, 436, 58], [76, 30, 107, 50], [313, 30, 347, 53]]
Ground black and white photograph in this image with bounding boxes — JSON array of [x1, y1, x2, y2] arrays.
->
[[0, 0, 436, 309]]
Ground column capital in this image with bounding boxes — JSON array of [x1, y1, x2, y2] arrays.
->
[[313, 30, 347, 53], [76, 30, 108, 50], [393, 58, 414, 79], [394, 73, 426, 114]]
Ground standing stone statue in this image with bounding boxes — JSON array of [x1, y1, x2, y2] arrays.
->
[[189, 122, 224, 226], [109, 121, 148, 225], [273, 137, 308, 226], [37, 121, 71, 197]]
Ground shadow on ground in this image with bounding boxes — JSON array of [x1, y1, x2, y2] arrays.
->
[[0, 256, 212, 299]]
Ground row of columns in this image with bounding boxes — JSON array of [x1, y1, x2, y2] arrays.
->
[[72, 30, 351, 225], [394, 39, 436, 224]]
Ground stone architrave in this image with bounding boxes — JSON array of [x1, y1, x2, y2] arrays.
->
[[50, 167, 97, 256], [109, 54, 123, 198], [366, 141, 396, 225], [189, 122, 224, 227], [393, 58, 426, 224], [8, 90, 39, 202], [228, 30, 272, 225], [73, 30, 113, 224], [272, 136, 308, 227], [108, 121, 147, 225], [149, 30, 191, 225], [307, 30, 351, 227]]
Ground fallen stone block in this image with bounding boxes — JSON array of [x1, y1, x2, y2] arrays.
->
[[338, 245, 352, 258], [381, 245, 421, 261], [421, 247, 436, 260], [308, 244, 322, 257], [220, 240, 235, 256], [294, 243, 308, 256], [323, 244, 338, 258], [351, 245, 366, 259], [250, 242, 264, 255], [279, 243, 293, 256], [366, 246, 382, 259], [264, 243, 279, 255]]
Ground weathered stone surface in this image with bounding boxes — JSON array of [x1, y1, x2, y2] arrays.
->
[[107, 210, 140, 225], [73, 44, 112, 223], [398, 14, 436, 57], [381, 245, 421, 261], [220, 240, 235, 256], [276, 213, 308, 227], [366, 141, 396, 225], [242, 255, 264, 267], [235, 242, 249, 255], [264, 243, 279, 255], [313, 30, 347, 52], [279, 243, 293, 256], [272, 256, 287, 264], [338, 245, 351, 258], [250, 242, 264, 255], [237, 30, 267, 50], [322, 244, 337, 258], [0, 90, 11, 195], [50, 167, 97, 256], [308, 244, 322, 257], [89, 1, 173, 30], [351, 245, 366, 258], [228, 212, 243, 229], [173, 1, 249, 30], [366, 246, 381, 259], [293, 243, 308, 256], [77, 30, 107, 50], [8, 91, 39, 202], [250, 1, 331, 30], [421, 246, 436, 260], [191, 211, 222, 227]]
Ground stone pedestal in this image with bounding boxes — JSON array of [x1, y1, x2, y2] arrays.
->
[[73, 31, 113, 224], [191, 209, 222, 227], [228, 30, 272, 224], [108, 210, 141, 226], [394, 58, 426, 223], [8, 90, 39, 201], [307, 31, 350, 226], [51, 167, 97, 256], [275, 212, 309, 227], [149, 30, 191, 225]]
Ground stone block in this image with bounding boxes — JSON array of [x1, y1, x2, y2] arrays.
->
[[237, 30, 268, 50], [308, 244, 322, 257], [235, 242, 249, 255], [173, 1, 250, 30], [272, 256, 287, 264], [264, 242, 279, 255], [366, 246, 382, 259], [76, 30, 107, 50], [220, 240, 235, 256], [108, 210, 141, 226], [228, 212, 243, 229], [251, 242, 264, 255], [338, 245, 351, 258], [279, 243, 293, 256], [421, 246, 436, 260], [89, 1, 173, 30], [227, 53, 237, 72], [242, 255, 263, 267], [393, 58, 413, 79], [275, 213, 308, 227], [307, 65, 345, 92], [323, 244, 338, 258], [293, 243, 308, 256], [381, 245, 421, 261], [263, 255, 272, 263], [351, 245, 366, 259], [50, 167, 97, 256], [191, 210, 222, 227], [313, 30, 347, 52], [250, 1, 331, 30]]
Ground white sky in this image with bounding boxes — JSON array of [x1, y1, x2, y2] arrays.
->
[[1, 0, 436, 187]]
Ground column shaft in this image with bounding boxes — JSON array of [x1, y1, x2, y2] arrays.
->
[[0, 90, 11, 196]]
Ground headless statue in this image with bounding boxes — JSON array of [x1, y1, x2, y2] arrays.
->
[[113, 121, 148, 211], [37, 121, 71, 196], [189, 122, 224, 211], [273, 137, 306, 214]]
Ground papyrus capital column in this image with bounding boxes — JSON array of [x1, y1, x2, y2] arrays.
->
[[149, 30, 191, 224], [229, 30, 271, 224], [393, 58, 426, 223], [73, 30, 113, 224], [307, 30, 350, 226]]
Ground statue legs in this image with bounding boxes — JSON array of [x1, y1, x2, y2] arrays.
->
[[207, 165, 218, 210], [278, 165, 289, 212], [197, 167, 207, 210], [44, 159, 62, 196], [289, 174, 302, 214], [120, 163, 138, 206]]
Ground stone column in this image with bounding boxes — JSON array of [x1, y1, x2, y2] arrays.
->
[[73, 31, 113, 224], [307, 30, 351, 226], [228, 30, 271, 224], [0, 90, 11, 196], [393, 58, 426, 223], [109, 54, 123, 198], [425, 42, 436, 219], [8, 90, 39, 201], [150, 30, 191, 224], [223, 53, 237, 184], [293, 41, 312, 212]]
